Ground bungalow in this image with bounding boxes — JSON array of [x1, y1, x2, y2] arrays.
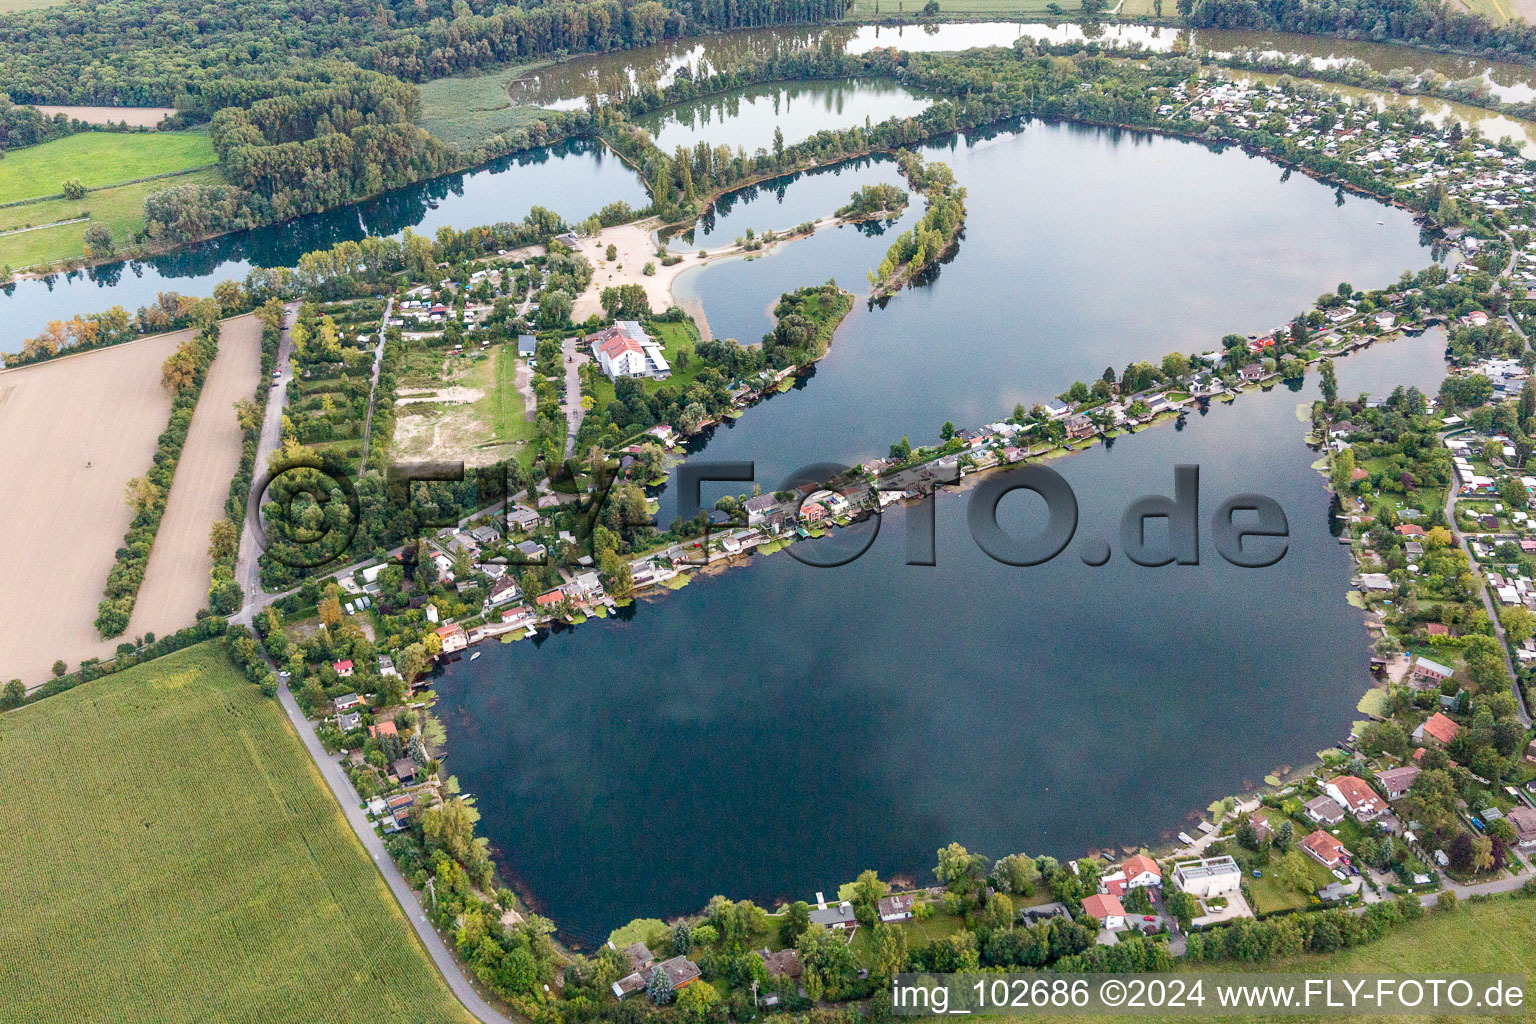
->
[[1080, 893, 1125, 930], [1301, 829, 1352, 870], [1042, 399, 1071, 419], [469, 524, 499, 546], [378, 654, 399, 678], [877, 893, 915, 922], [1325, 775, 1387, 821], [334, 693, 363, 712], [332, 659, 354, 677], [369, 720, 397, 739], [656, 955, 700, 990], [755, 947, 803, 979], [1304, 794, 1346, 825], [1411, 656, 1454, 686], [1413, 712, 1462, 747], [507, 505, 541, 532], [392, 758, 418, 782], [436, 623, 468, 653], [610, 942, 656, 1000], [515, 539, 547, 561], [517, 334, 536, 357], [1100, 854, 1162, 897], [535, 588, 566, 611], [501, 605, 536, 630], [1376, 765, 1421, 801], [1239, 363, 1266, 381], [808, 902, 857, 931], [1065, 413, 1095, 440], [337, 710, 362, 732], [1394, 524, 1425, 537], [1506, 807, 1536, 850]]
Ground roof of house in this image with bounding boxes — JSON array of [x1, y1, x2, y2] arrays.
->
[[1418, 712, 1462, 745], [755, 947, 803, 978], [370, 720, 397, 737], [535, 589, 564, 607], [1329, 775, 1385, 814], [808, 902, 856, 927], [657, 955, 700, 988], [1081, 893, 1125, 920], [333, 659, 353, 671], [1121, 853, 1161, 879], [436, 623, 465, 637], [1507, 806, 1536, 839], [1302, 829, 1349, 862], [1305, 794, 1345, 820], [1375, 765, 1420, 793], [877, 893, 915, 916], [392, 758, 417, 777], [1414, 655, 1454, 677]]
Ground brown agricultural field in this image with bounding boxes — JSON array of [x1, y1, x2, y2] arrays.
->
[[31, 104, 175, 127], [0, 331, 186, 686], [127, 314, 261, 639]]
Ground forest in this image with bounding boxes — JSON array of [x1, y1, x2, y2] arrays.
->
[[1183, 0, 1536, 58], [0, 0, 849, 108]]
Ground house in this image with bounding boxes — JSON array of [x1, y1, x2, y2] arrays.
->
[[392, 758, 418, 782], [515, 539, 547, 561], [517, 334, 536, 357], [1239, 363, 1265, 381], [755, 947, 803, 978], [1301, 829, 1352, 869], [535, 589, 565, 611], [1065, 413, 1095, 440], [1376, 765, 1421, 801], [1506, 807, 1536, 850], [469, 524, 500, 545], [1526, 738, 1536, 763], [1304, 794, 1346, 825], [332, 659, 354, 677], [656, 956, 700, 990], [487, 576, 523, 608], [337, 710, 362, 732], [1170, 856, 1241, 898], [808, 902, 856, 930], [744, 493, 780, 527], [590, 321, 670, 379], [369, 720, 397, 739], [1411, 656, 1454, 686], [436, 623, 468, 653], [1080, 893, 1125, 929], [378, 655, 399, 678], [567, 571, 604, 602], [801, 501, 828, 523], [501, 605, 536, 630], [1325, 775, 1387, 820], [334, 693, 362, 712], [1413, 712, 1462, 747], [1100, 854, 1161, 897], [610, 943, 656, 1000], [507, 505, 541, 532], [876, 893, 915, 922]]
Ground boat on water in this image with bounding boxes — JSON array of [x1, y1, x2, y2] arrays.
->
[[470, 651, 482, 661]]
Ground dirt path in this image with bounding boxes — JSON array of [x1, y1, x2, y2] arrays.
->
[[129, 314, 262, 642], [0, 331, 186, 686], [560, 337, 587, 457]]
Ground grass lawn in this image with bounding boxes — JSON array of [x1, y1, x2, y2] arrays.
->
[[0, 130, 217, 204], [588, 318, 704, 419], [418, 67, 553, 150], [849, 908, 967, 966], [0, 642, 476, 1024], [0, 0, 67, 11], [0, 167, 224, 271]]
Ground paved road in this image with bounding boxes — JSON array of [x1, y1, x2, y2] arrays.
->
[[275, 678, 514, 1024], [355, 296, 394, 477], [560, 335, 587, 457], [1440, 449, 1532, 727], [235, 302, 297, 611]]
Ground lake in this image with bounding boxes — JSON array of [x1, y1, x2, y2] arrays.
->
[[0, 139, 648, 353], [429, 120, 1442, 945]]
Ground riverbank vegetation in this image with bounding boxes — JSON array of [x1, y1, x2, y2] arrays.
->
[[870, 151, 965, 297]]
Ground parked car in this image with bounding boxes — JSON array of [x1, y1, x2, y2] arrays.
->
[[1332, 869, 1348, 882]]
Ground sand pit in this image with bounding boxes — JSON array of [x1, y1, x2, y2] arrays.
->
[[33, 105, 174, 128]]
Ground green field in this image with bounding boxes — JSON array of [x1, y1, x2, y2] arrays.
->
[[487, 343, 540, 448], [0, 166, 223, 271], [418, 68, 553, 150], [0, 643, 476, 1024], [0, 0, 65, 10], [0, 130, 217, 204]]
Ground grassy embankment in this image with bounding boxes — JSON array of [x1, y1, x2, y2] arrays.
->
[[0, 642, 477, 1024], [0, 131, 221, 271]]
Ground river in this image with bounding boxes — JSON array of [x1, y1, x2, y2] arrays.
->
[[429, 119, 1442, 944]]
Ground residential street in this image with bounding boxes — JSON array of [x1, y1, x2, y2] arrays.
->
[[275, 678, 514, 1024]]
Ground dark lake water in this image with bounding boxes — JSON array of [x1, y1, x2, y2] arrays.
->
[[0, 139, 647, 352], [431, 121, 1443, 945]]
